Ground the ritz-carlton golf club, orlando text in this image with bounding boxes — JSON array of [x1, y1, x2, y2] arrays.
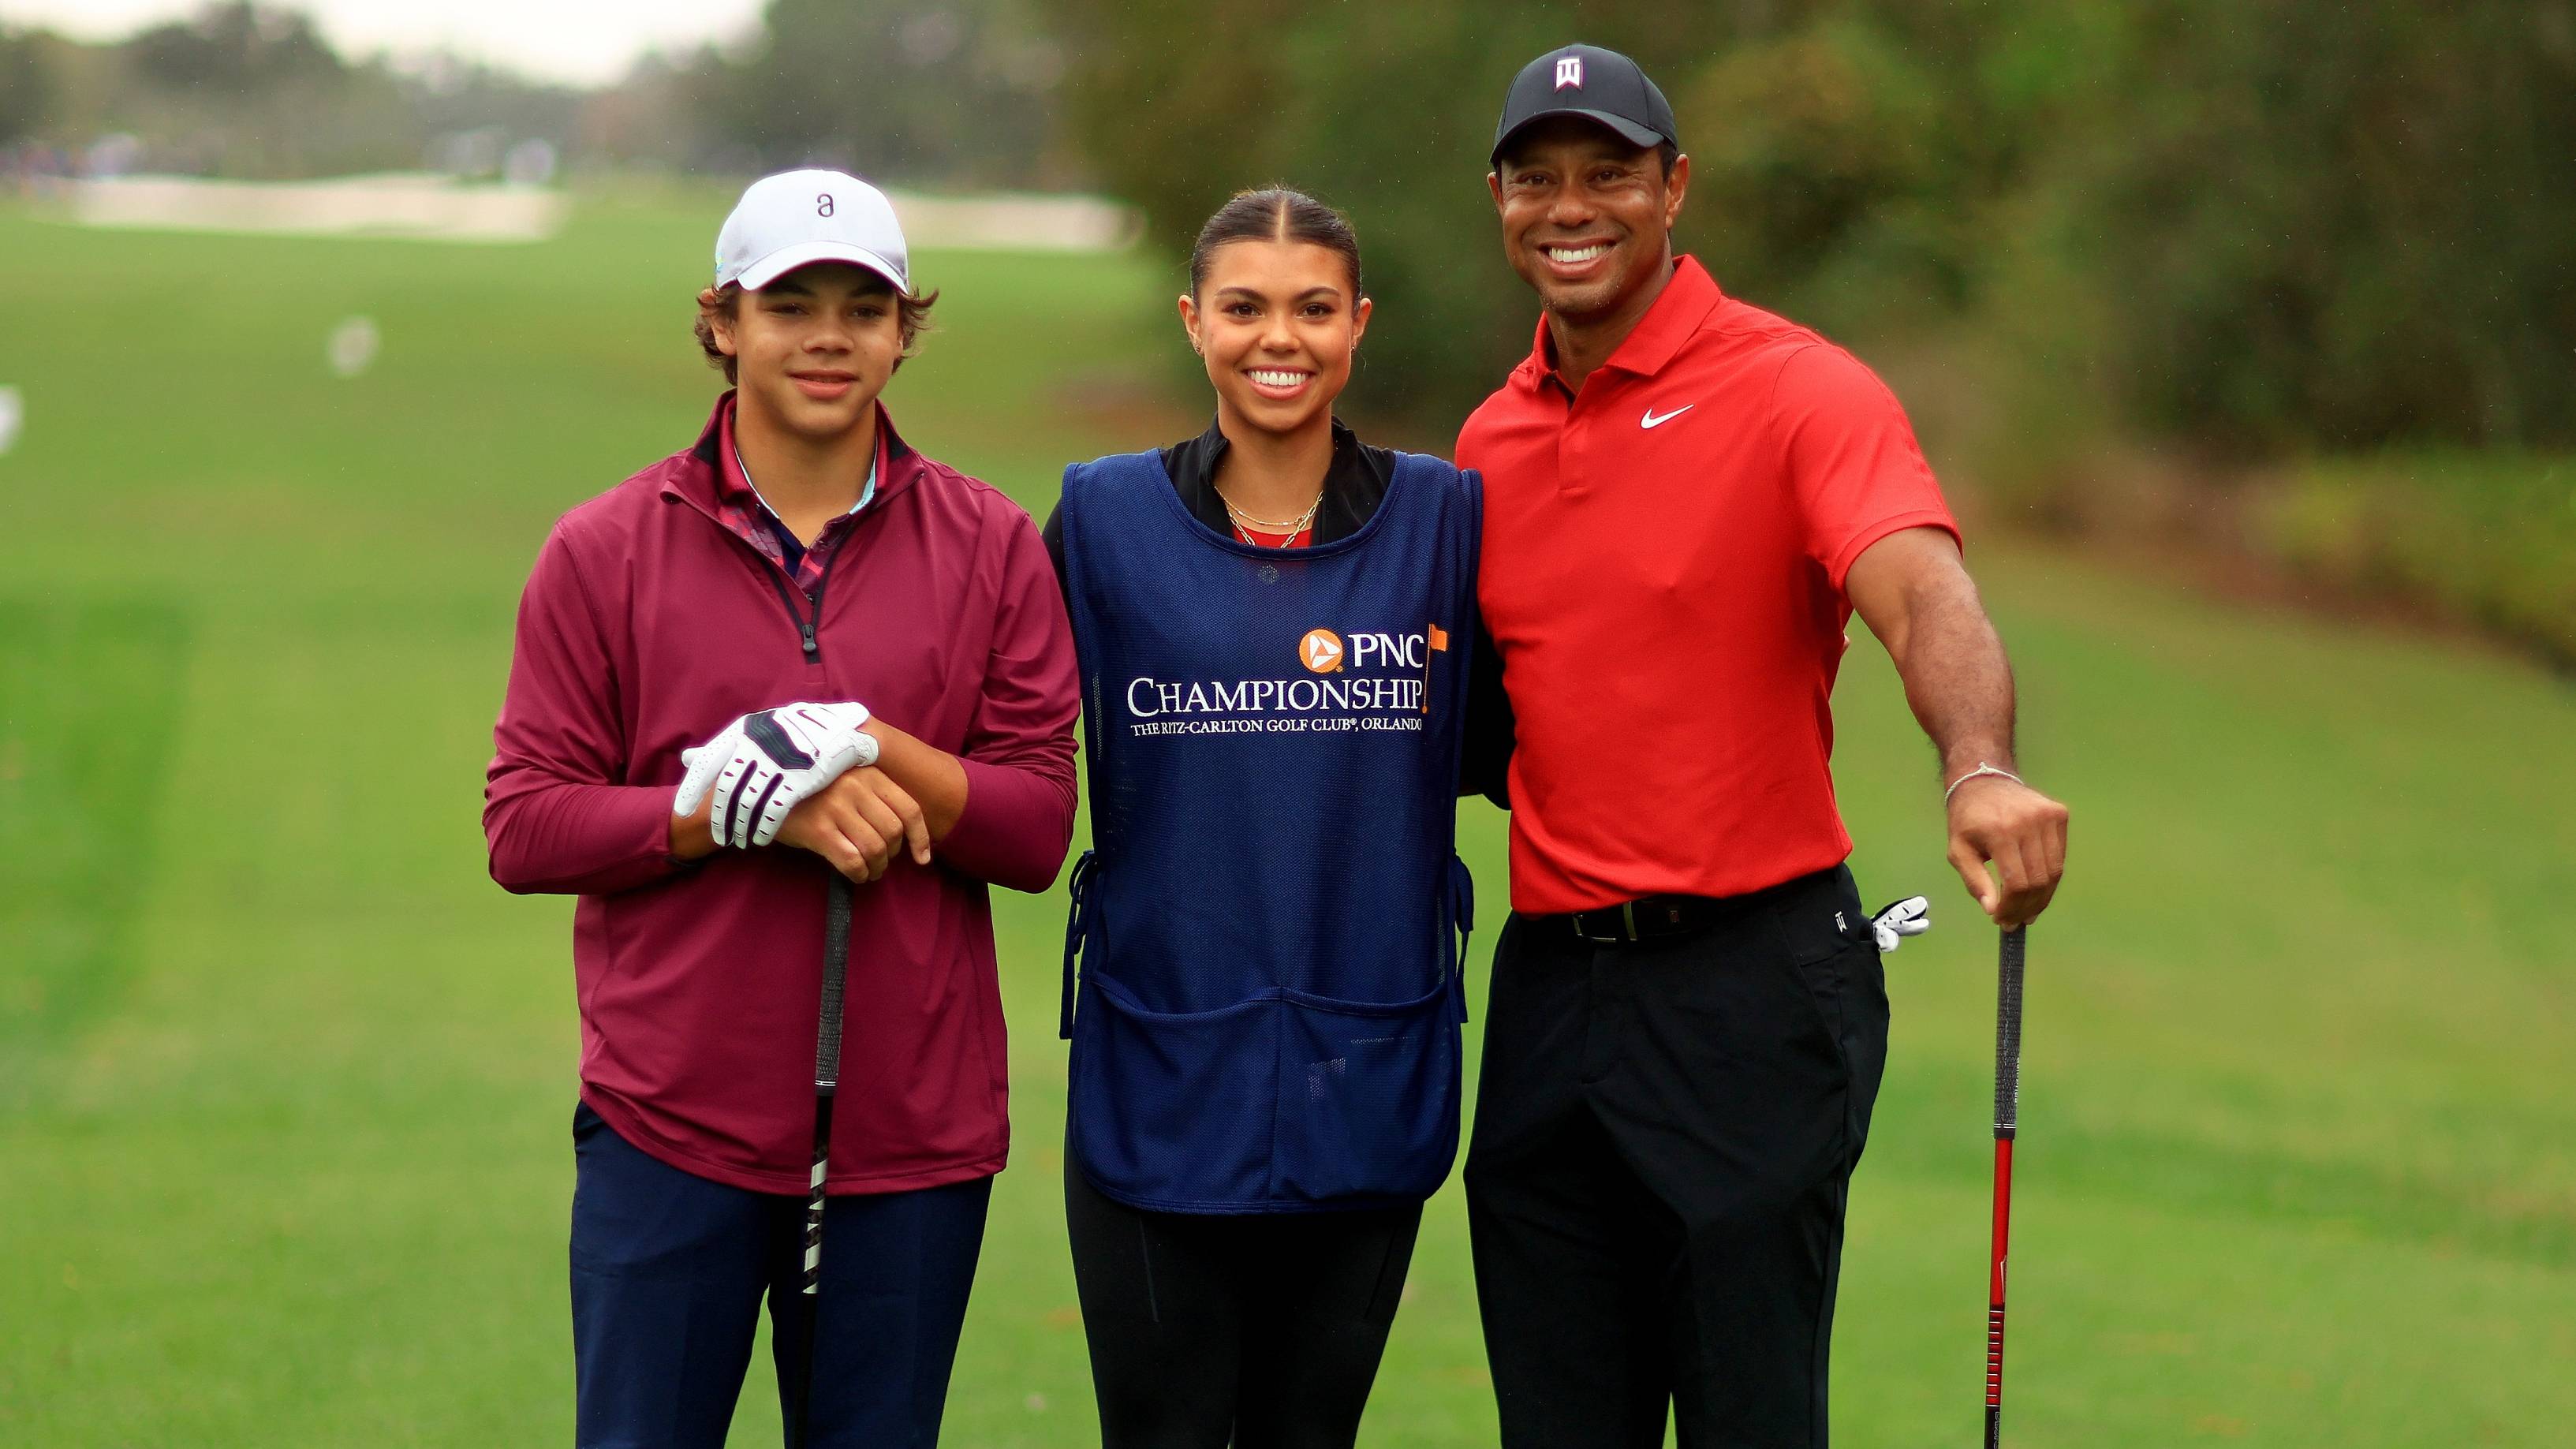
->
[[1122, 625, 1448, 737]]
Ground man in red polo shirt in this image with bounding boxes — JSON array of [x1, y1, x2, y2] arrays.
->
[[1455, 46, 2071, 1447]]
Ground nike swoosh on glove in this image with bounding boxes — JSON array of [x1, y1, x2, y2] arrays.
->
[[673, 701, 879, 848], [1869, 896, 1932, 953]]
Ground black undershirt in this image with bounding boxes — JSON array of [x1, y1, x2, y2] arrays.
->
[[1041, 415, 1514, 805], [1040, 414, 1392, 573]]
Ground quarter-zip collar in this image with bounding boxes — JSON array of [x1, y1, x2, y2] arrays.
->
[[712, 393, 875, 589], [669, 389, 924, 518], [660, 391, 927, 665]]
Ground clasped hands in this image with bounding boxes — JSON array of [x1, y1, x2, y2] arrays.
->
[[672, 702, 929, 883]]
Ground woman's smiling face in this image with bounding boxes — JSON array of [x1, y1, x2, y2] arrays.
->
[[1181, 239, 1371, 439]]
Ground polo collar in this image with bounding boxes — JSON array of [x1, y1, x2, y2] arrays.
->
[[680, 389, 917, 509], [1522, 254, 1725, 389], [715, 391, 878, 519]]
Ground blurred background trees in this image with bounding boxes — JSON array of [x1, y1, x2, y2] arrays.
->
[[1055, 0, 2576, 456], [698, 0, 1072, 185], [1, 3, 581, 179], [1044, 0, 2575, 661], [3, 0, 2570, 660]]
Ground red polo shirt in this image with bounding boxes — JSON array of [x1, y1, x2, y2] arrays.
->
[[1456, 257, 1958, 913]]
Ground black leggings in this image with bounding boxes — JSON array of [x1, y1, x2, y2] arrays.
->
[[1065, 1156, 1423, 1449]]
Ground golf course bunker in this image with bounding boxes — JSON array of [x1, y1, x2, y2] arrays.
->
[[62, 176, 1138, 252], [68, 174, 569, 244], [887, 192, 1140, 252]]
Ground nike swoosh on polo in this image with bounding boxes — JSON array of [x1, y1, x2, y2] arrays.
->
[[1641, 404, 1694, 428]]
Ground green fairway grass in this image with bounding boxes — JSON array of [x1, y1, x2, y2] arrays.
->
[[2, 188, 2569, 1447]]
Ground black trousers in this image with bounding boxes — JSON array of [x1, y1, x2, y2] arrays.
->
[[1464, 865, 1890, 1449], [1065, 1156, 1422, 1448]]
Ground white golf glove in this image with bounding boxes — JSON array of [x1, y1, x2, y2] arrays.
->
[[674, 701, 878, 849], [1869, 897, 1932, 954]]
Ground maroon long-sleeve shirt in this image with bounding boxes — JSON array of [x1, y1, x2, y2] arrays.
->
[[485, 394, 1079, 1196]]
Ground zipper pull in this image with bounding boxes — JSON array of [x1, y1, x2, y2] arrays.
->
[[799, 622, 819, 659]]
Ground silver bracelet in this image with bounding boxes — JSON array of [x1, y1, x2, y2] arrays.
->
[[1945, 762, 2025, 804]]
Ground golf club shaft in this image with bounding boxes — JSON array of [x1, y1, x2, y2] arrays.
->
[[1985, 924, 2027, 1449], [790, 875, 857, 1449]]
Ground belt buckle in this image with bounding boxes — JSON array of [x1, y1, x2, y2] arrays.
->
[[1573, 901, 1641, 946]]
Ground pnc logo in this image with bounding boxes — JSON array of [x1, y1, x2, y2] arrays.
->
[[1302, 626, 1450, 673]]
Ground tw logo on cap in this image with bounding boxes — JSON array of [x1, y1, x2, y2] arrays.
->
[[1555, 56, 1584, 90]]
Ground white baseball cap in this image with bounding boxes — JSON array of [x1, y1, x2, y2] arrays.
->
[[714, 169, 910, 294]]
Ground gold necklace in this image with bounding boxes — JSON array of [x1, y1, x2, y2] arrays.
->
[[1211, 479, 1329, 531], [1215, 484, 1325, 533], [1234, 521, 1308, 547]]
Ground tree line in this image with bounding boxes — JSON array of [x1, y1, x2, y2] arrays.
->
[[1052, 0, 2576, 460], [9, 0, 2570, 461], [0, 0, 1073, 189]]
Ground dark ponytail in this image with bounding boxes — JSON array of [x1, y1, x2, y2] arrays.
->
[[1187, 188, 1363, 299]]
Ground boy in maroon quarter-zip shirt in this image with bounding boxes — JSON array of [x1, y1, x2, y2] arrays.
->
[[483, 169, 1078, 1448]]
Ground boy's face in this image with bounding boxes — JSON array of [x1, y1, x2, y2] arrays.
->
[[707, 263, 904, 438]]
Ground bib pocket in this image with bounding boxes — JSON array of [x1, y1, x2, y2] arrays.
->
[[1269, 973, 1463, 1205], [1067, 971, 1281, 1211]]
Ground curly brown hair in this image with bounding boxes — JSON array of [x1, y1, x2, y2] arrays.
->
[[693, 278, 939, 385]]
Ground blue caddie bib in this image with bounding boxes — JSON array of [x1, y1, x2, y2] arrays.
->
[[1058, 447, 1480, 1213]]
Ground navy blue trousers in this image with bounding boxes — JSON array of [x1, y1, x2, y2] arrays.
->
[[569, 1102, 991, 1448]]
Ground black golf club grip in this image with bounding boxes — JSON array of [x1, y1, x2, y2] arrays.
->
[[792, 875, 859, 1449], [815, 876, 855, 1089], [1992, 925, 2026, 1138]]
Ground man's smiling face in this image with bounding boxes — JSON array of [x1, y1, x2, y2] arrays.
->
[[1490, 118, 1689, 323]]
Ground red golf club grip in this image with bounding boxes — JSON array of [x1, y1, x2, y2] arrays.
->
[[1986, 1137, 2013, 1440]]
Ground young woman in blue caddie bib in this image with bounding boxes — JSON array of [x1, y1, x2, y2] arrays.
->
[[1039, 189, 1484, 1448]]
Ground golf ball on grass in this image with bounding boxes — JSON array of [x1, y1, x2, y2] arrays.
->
[[0, 385, 20, 456], [328, 317, 380, 379]]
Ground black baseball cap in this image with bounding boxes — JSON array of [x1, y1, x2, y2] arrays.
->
[[1491, 43, 1678, 166]]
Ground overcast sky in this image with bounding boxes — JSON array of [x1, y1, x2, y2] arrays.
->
[[2, 0, 768, 87]]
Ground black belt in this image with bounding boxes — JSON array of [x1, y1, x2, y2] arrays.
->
[[1529, 868, 1848, 947], [1536, 893, 1741, 946]]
